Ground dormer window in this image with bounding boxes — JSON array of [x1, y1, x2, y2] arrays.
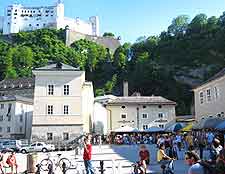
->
[[121, 106, 126, 109]]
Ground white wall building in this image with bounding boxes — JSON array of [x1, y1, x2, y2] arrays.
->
[[32, 62, 94, 143], [0, 96, 33, 139], [106, 96, 176, 132], [0, 0, 99, 36]]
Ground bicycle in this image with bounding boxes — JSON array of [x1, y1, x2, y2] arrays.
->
[[160, 159, 174, 174], [131, 161, 145, 174], [40, 153, 71, 172]]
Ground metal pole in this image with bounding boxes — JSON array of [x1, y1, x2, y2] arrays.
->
[[99, 160, 105, 174], [62, 162, 66, 174], [137, 107, 139, 129], [48, 163, 53, 174]]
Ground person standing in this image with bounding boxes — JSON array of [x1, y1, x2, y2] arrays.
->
[[0, 152, 4, 174], [139, 145, 150, 173], [185, 151, 204, 174], [6, 151, 17, 174], [83, 138, 94, 174]]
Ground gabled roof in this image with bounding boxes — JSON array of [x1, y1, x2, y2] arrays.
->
[[193, 67, 225, 90], [107, 96, 176, 105], [0, 77, 35, 90], [34, 62, 80, 71]]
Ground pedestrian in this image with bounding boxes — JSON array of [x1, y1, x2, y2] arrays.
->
[[139, 145, 150, 174], [83, 137, 94, 174], [215, 148, 225, 174], [6, 151, 17, 174], [185, 151, 204, 174], [0, 151, 4, 174]]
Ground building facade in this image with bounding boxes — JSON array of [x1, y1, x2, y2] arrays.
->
[[32, 62, 94, 143], [0, 96, 33, 139], [106, 96, 176, 131], [1, 0, 99, 36], [193, 68, 225, 120]]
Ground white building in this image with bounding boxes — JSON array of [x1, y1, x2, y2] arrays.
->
[[0, 0, 99, 36], [0, 95, 33, 139], [106, 95, 176, 132], [32, 62, 94, 143]]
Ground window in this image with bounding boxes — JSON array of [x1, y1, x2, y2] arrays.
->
[[47, 105, 53, 115], [121, 105, 126, 109], [121, 113, 127, 119], [142, 113, 148, 119], [0, 127, 2, 132], [64, 85, 69, 95], [214, 87, 219, 99], [143, 125, 148, 130], [64, 105, 69, 115], [206, 89, 211, 102], [1, 104, 4, 109], [7, 127, 10, 133], [14, 17, 16, 19], [46, 15, 49, 17], [19, 127, 23, 133], [19, 115, 23, 122], [15, 9, 17, 12], [199, 91, 204, 104], [159, 124, 164, 128], [158, 113, 164, 118], [158, 105, 162, 108], [47, 133, 53, 140], [43, 23, 46, 26], [36, 24, 39, 26], [48, 85, 54, 95], [29, 24, 32, 26], [143, 105, 146, 109], [14, 13, 17, 15], [63, 132, 69, 140], [0, 116, 3, 121]]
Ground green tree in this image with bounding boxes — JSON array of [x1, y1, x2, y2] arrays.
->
[[168, 15, 190, 36], [103, 32, 115, 37]]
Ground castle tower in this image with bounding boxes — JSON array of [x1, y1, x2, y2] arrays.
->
[[89, 16, 100, 36], [56, 0, 64, 29]]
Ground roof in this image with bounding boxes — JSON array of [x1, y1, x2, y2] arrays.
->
[[107, 96, 176, 105], [193, 67, 225, 90], [34, 62, 80, 71], [0, 77, 35, 91], [0, 95, 33, 104]]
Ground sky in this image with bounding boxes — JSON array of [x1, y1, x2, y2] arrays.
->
[[0, 0, 225, 43]]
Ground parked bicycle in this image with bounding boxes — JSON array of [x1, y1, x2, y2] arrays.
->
[[40, 153, 71, 172]]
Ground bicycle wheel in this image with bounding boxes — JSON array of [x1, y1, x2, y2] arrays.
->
[[59, 158, 71, 170], [40, 158, 53, 171]]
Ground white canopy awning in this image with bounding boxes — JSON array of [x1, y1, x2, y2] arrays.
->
[[114, 126, 139, 132]]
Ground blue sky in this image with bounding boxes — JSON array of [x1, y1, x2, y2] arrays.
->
[[0, 0, 225, 43]]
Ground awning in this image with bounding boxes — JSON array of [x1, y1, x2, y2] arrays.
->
[[114, 126, 139, 132], [181, 123, 193, 132], [216, 120, 225, 130], [165, 122, 186, 132], [193, 117, 224, 129], [144, 126, 164, 132]]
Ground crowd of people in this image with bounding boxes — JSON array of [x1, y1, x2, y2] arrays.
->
[[89, 130, 225, 174]]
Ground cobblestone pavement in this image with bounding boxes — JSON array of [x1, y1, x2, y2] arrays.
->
[[10, 144, 210, 174]]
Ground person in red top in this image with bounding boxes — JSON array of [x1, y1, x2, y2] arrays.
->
[[83, 137, 94, 174], [138, 145, 150, 174], [6, 151, 17, 174]]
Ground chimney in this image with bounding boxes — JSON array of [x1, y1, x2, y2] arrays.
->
[[123, 81, 128, 96]]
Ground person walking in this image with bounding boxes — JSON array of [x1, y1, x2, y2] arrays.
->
[[185, 151, 204, 174], [138, 145, 150, 174], [83, 137, 95, 174], [6, 151, 17, 174]]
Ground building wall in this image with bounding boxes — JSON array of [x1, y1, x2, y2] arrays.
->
[[31, 125, 83, 144], [93, 102, 108, 134], [32, 70, 87, 143], [0, 100, 33, 139], [193, 76, 225, 120], [82, 82, 94, 133], [1, 2, 99, 36], [106, 104, 176, 131]]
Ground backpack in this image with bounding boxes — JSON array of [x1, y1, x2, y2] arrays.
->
[[198, 160, 216, 174]]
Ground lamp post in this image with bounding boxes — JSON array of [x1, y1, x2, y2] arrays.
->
[[136, 107, 139, 129]]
